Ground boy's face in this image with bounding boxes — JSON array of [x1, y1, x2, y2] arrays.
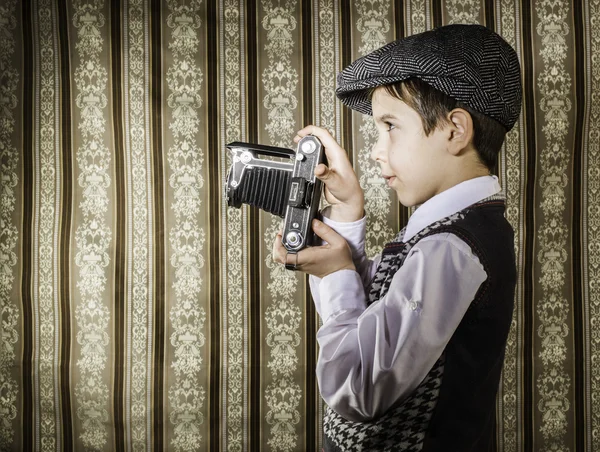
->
[[371, 87, 452, 207]]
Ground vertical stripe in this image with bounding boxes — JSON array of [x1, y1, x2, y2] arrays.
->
[[1, 0, 22, 450], [533, 1, 574, 450], [241, 2, 250, 445], [496, 1, 525, 451], [71, 0, 112, 448], [301, 1, 316, 448], [50, 1, 63, 448], [340, 0, 353, 159], [484, 0, 494, 30], [123, 0, 134, 447], [304, 279, 317, 451], [21, 0, 35, 450], [220, 0, 248, 450], [149, 0, 165, 449], [245, 1, 261, 450], [32, 1, 42, 444], [520, 0, 536, 448], [31, 0, 42, 447], [111, 0, 126, 448], [394, 0, 404, 39], [444, 0, 481, 25], [121, 0, 156, 448], [431, 0, 442, 28], [123, 0, 154, 448], [56, 0, 74, 449], [206, 0, 221, 450], [218, 3, 229, 445], [583, 1, 600, 450], [33, 0, 63, 447], [164, 0, 208, 449], [249, 217, 261, 452], [259, 0, 304, 449], [143, 2, 154, 445], [572, 3, 585, 451]]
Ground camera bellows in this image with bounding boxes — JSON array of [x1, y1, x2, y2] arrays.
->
[[234, 166, 291, 218]]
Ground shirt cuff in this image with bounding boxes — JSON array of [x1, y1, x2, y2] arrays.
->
[[319, 269, 366, 322], [321, 206, 367, 259]]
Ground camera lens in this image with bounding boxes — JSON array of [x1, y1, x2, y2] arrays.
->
[[286, 231, 303, 248]]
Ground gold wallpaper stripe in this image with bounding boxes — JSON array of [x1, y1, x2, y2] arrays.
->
[[33, 0, 62, 449], [534, 1, 574, 450], [0, 0, 20, 449], [220, 0, 248, 450], [259, 2, 304, 450], [496, 1, 525, 450], [163, 0, 209, 450], [406, 0, 431, 37], [584, 0, 600, 450], [149, 1, 167, 447], [445, 0, 483, 24], [5, 1, 600, 450], [122, 0, 154, 447], [71, 0, 113, 449]]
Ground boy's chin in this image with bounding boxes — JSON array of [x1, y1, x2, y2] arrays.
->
[[396, 191, 424, 208]]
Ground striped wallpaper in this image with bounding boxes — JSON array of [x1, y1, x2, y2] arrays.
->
[[1, 0, 599, 451]]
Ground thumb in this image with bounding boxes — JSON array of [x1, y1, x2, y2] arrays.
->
[[311, 219, 344, 246], [314, 163, 332, 181]]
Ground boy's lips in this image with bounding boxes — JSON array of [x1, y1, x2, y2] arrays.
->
[[382, 175, 396, 186]]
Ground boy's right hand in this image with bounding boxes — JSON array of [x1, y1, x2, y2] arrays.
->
[[294, 125, 364, 222]]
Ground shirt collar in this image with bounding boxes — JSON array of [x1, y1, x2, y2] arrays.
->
[[402, 175, 502, 242]]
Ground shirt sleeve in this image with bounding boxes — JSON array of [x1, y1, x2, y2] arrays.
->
[[314, 232, 488, 422], [308, 207, 379, 319]]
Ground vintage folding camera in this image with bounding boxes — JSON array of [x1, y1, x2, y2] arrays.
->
[[225, 135, 326, 253]]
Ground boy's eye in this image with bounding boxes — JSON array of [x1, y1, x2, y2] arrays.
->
[[385, 122, 396, 132]]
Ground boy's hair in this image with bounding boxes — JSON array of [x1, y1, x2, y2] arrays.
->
[[380, 78, 507, 171]]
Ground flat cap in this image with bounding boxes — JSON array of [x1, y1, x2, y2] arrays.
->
[[336, 24, 522, 131]]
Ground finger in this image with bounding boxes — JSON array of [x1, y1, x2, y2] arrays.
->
[[314, 163, 332, 180], [295, 126, 348, 165], [311, 219, 345, 247], [314, 165, 343, 196], [272, 232, 286, 264], [284, 250, 301, 270]]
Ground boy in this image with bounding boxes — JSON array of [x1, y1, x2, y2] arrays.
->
[[273, 24, 521, 451]]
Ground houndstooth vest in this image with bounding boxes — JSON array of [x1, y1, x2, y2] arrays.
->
[[323, 195, 511, 452]]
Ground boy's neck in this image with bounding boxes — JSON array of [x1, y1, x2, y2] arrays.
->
[[432, 162, 491, 200]]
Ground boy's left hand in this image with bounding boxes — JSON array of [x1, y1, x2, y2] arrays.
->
[[272, 219, 356, 278]]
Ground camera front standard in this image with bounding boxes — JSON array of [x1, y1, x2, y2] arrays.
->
[[225, 136, 326, 253]]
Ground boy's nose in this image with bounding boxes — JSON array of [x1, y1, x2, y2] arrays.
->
[[370, 138, 384, 162]]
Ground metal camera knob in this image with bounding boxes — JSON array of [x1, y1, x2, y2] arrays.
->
[[301, 141, 316, 154], [285, 231, 303, 249]]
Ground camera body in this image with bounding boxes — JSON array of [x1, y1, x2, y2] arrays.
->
[[226, 135, 325, 253]]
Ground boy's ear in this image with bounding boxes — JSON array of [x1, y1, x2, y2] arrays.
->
[[445, 108, 474, 156]]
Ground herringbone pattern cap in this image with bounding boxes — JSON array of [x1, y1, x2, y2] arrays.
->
[[336, 24, 522, 131]]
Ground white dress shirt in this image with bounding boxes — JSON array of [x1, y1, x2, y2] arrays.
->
[[309, 175, 501, 422]]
